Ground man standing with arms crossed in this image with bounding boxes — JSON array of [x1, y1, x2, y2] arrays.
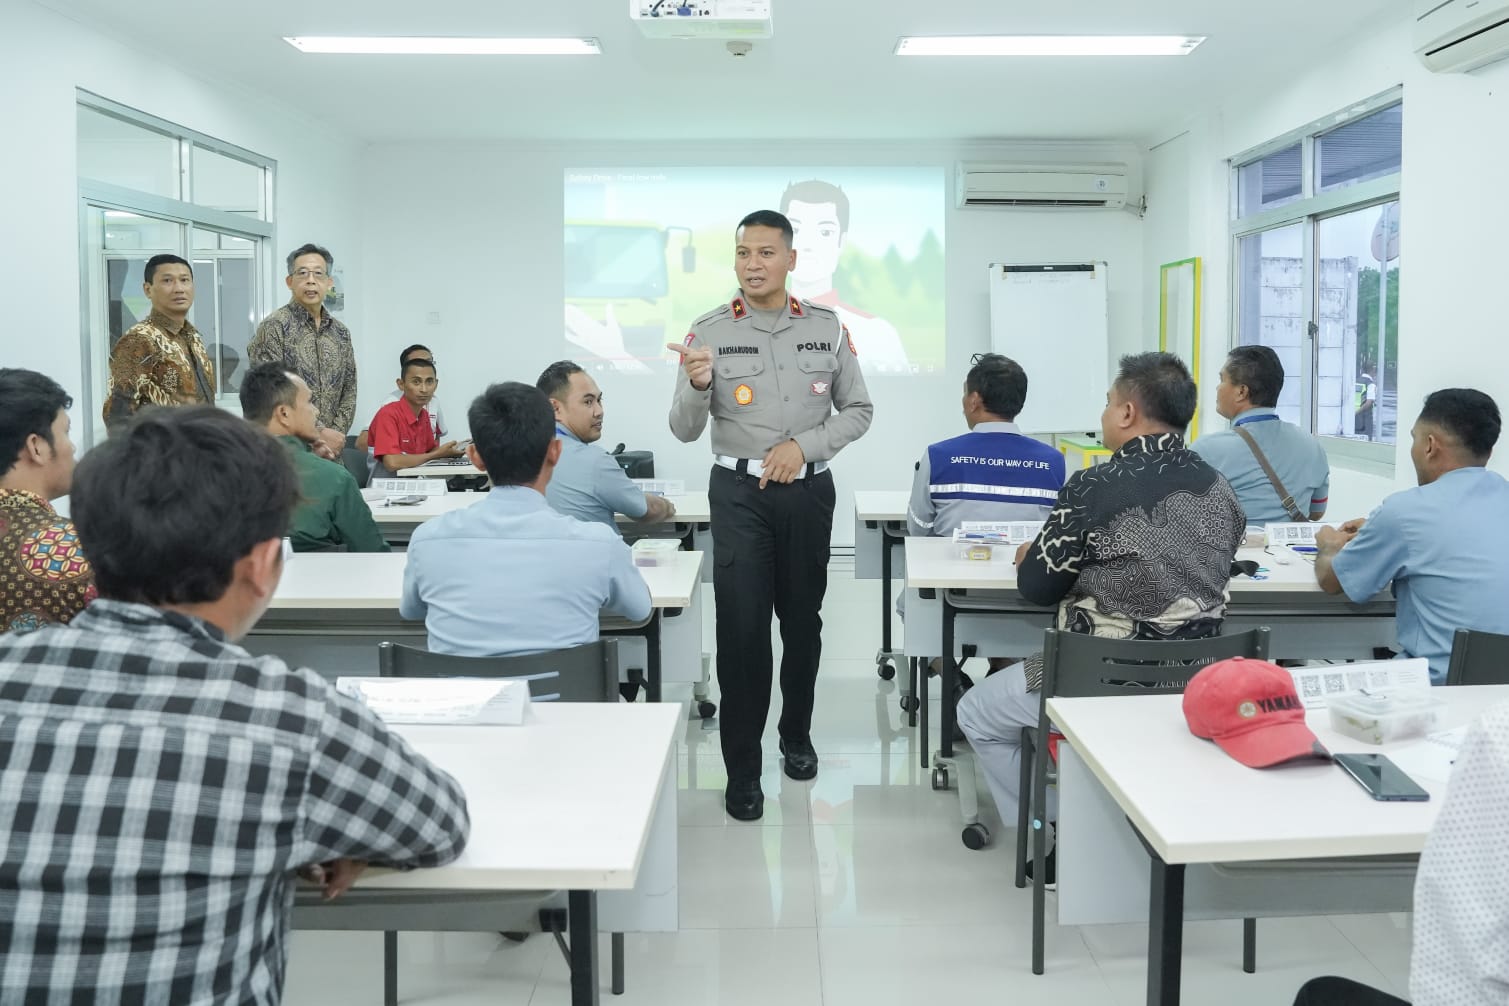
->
[[668, 209, 873, 821]]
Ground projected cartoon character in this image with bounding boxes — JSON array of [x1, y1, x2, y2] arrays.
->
[[781, 179, 912, 376]]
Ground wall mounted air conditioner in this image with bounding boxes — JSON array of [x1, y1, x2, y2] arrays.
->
[[956, 162, 1128, 209], [1415, 0, 1509, 72]]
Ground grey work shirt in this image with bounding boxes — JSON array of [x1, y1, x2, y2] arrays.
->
[[545, 425, 649, 530], [668, 292, 873, 461], [1195, 407, 1330, 525]]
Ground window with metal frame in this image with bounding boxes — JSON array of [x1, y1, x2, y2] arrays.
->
[[1229, 90, 1401, 468], [76, 91, 276, 448]]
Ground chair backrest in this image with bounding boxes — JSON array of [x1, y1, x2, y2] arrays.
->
[[377, 639, 620, 703], [1446, 628, 1509, 686], [1041, 627, 1271, 699], [341, 446, 371, 488]]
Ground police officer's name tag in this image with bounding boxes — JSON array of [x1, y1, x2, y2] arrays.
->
[[371, 478, 448, 498], [633, 478, 685, 496]]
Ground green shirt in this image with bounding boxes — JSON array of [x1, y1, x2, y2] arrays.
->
[[279, 436, 390, 553]]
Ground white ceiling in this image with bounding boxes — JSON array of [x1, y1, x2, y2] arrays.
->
[[37, 0, 1401, 144]]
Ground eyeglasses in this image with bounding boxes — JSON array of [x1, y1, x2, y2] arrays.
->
[[292, 269, 328, 280]]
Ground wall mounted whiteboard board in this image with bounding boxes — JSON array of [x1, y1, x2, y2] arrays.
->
[[988, 262, 1109, 434]]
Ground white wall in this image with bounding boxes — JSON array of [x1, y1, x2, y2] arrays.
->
[[1142, 15, 1509, 516], [0, 0, 364, 436], [356, 142, 1147, 545]]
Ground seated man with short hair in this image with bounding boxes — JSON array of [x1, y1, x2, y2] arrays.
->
[[369, 357, 463, 474], [355, 343, 449, 461], [0, 406, 469, 1003], [1315, 388, 1509, 684], [957, 353, 1245, 872], [0, 368, 96, 633], [906, 352, 1065, 682], [240, 362, 389, 553], [401, 382, 652, 656], [537, 360, 676, 529], [1195, 345, 1329, 525]]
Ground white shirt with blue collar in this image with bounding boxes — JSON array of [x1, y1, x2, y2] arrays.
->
[[544, 426, 648, 530], [400, 484, 652, 656], [1195, 407, 1330, 525], [1331, 466, 1509, 683]]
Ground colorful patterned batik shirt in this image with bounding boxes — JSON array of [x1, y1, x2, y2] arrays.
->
[[102, 312, 216, 426], [0, 489, 96, 633], [1015, 432, 1247, 690], [248, 302, 358, 434]]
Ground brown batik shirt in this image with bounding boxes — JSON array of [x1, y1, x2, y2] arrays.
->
[[102, 312, 216, 426], [0, 489, 96, 634], [247, 302, 358, 435]]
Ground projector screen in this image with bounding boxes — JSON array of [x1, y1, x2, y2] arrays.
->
[[564, 167, 945, 377]]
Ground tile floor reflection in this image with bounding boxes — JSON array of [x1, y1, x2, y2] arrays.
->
[[285, 564, 1414, 1005]]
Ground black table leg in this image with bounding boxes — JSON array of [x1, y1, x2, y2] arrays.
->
[[918, 646, 930, 768], [383, 930, 398, 1006], [1147, 852, 1186, 1006], [880, 529, 891, 655], [645, 613, 662, 703], [940, 597, 956, 760], [569, 889, 600, 1006]]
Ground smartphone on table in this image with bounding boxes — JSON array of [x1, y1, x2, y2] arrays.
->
[[1332, 753, 1430, 802]]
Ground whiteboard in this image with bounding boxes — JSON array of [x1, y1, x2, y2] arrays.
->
[[988, 262, 1109, 434]]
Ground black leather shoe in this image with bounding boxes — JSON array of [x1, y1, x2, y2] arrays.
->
[[779, 737, 819, 781], [724, 779, 764, 821]]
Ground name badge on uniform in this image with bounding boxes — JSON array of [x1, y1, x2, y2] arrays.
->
[[734, 384, 754, 406]]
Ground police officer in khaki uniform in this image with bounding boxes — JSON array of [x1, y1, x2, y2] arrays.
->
[[668, 210, 873, 821]]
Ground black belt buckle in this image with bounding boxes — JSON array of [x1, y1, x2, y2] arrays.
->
[[734, 458, 750, 475]]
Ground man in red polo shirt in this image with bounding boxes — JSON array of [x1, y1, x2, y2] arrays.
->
[[369, 358, 464, 473]]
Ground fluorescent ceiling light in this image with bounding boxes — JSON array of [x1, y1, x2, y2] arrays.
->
[[283, 36, 602, 55], [894, 35, 1206, 57]]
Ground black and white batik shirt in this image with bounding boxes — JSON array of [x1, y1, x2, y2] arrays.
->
[[1016, 433, 1246, 691], [0, 600, 470, 1005]]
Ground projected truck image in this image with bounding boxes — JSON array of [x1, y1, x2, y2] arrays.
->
[[564, 167, 945, 376], [564, 221, 694, 373]]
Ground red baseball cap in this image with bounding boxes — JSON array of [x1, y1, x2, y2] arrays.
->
[[1183, 657, 1328, 768]]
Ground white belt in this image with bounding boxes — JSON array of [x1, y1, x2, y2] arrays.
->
[[714, 455, 829, 479]]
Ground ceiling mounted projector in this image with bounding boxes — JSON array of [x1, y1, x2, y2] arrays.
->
[[631, 0, 772, 40]]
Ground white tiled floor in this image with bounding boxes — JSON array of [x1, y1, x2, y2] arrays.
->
[[284, 562, 1414, 1005]]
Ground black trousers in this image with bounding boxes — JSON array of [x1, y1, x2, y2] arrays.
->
[[708, 464, 835, 782], [1292, 977, 1409, 1006]]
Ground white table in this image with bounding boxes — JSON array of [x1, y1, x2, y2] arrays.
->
[[1048, 686, 1509, 1006], [901, 535, 1397, 769], [367, 491, 712, 548], [251, 551, 705, 703], [389, 459, 487, 478], [852, 490, 910, 682], [294, 703, 681, 1006]]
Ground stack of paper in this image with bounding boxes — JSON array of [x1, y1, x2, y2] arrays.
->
[[336, 676, 531, 725]]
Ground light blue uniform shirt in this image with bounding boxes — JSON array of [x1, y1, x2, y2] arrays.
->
[[1331, 467, 1509, 683], [400, 485, 652, 656], [545, 426, 649, 529], [1195, 408, 1330, 526]]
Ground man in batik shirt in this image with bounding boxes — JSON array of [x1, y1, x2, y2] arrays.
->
[[248, 242, 356, 456], [0, 368, 95, 632], [103, 254, 215, 427]]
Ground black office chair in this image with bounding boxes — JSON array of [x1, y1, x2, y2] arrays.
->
[[340, 445, 371, 489], [1445, 627, 1509, 686], [1018, 627, 1270, 976], [375, 639, 625, 1002]]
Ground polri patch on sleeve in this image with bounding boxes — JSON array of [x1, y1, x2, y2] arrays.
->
[[843, 324, 857, 356], [683, 332, 696, 347]]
